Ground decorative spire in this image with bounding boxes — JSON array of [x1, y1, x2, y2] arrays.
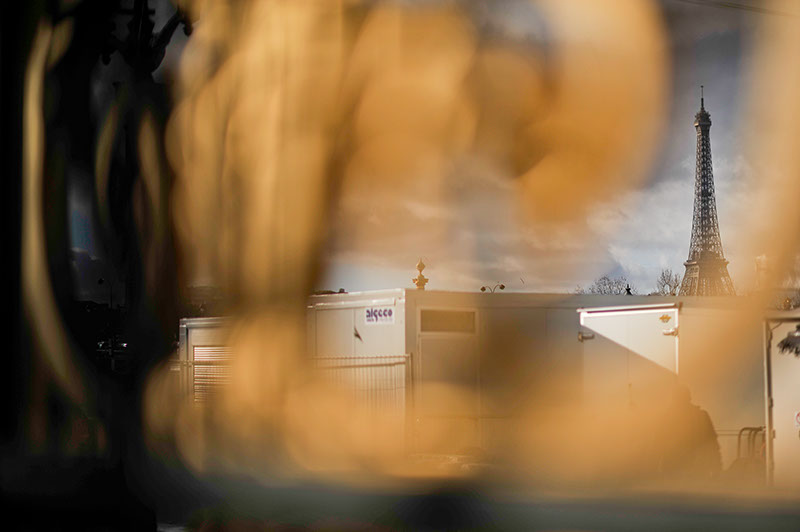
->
[[695, 85, 711, 127], [412, 259, 428, 290]]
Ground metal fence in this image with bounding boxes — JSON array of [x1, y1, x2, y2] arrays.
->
[[178, 350, 409, 415]]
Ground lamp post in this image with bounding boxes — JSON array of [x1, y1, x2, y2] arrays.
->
[[480, 283, 505, 293], [98, 277, 114, 370]]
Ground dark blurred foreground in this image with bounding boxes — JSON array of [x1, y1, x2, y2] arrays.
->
[[8, 456, 800, 531]]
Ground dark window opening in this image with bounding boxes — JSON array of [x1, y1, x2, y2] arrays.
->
[[420, 310, 476, 333]]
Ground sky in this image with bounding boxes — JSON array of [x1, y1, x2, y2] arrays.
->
[[67, 0, 767, 301], [319, 0, 763, 295]]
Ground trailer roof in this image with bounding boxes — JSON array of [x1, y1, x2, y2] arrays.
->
[[764, 309, 800, 320], [307, 288, 757, 311]]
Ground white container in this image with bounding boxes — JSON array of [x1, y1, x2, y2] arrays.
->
[[178, 291, 766, 466], [764, 311, 800, 489]]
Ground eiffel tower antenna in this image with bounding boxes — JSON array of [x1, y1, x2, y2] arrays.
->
[[679, 88, 735, 296]]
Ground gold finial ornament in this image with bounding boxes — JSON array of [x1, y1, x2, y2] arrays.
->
[[412, 259, 428, 290]]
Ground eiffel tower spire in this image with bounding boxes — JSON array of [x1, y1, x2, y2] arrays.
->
[[679, 87, 735, 296]]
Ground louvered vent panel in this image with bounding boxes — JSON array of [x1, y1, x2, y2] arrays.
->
[[193, 346, 231, 403]]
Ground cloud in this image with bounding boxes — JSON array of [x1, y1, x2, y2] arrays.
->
[[323, 160, 622, 293], [659, 0, 758, 47], [319, 1, 760, 295]]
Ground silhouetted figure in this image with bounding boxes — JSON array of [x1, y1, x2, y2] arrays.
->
[[657, 385, 721, 482]]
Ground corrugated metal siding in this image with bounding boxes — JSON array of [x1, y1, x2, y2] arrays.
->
[[193, 345, 232, 403], [311, 355, 408, 416], [186, 344, 408, 415]]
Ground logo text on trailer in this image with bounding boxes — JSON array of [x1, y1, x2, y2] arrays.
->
[[365, 307, 395, 325]]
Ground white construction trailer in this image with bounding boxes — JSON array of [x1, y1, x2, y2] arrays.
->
[[578, 298, 765, 477], [305, 290, 764, 469], [177, 290, 766, 474], [763, 310, 800, 490]]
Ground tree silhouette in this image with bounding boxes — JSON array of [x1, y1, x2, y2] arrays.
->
[[576, 275, 637, 295], [654, 268, 682, 296]]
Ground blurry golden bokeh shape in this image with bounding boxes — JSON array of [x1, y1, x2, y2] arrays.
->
[[150, 0, 677, 484]]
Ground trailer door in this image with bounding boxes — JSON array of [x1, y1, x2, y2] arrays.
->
[[179, 318, 231, 403], [579, 304, 680, 410], [415, 308, 479, 453]]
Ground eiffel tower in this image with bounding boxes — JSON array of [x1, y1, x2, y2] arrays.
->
[[679, 87, 735, 296]]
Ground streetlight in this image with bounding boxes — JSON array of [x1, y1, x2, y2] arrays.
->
[[480, 283, 505, 293], [98, 277, 113, 310], [98, 277, 114, 370]]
